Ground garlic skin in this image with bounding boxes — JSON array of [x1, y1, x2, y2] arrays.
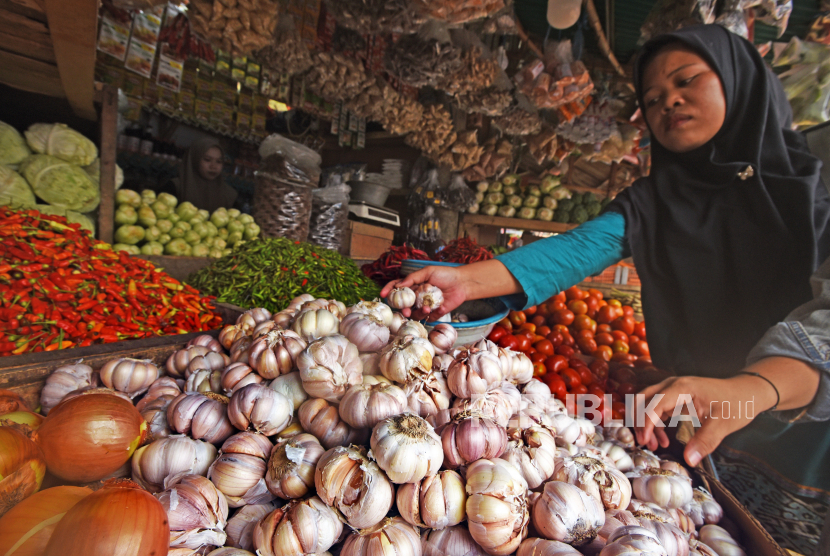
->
[[157, 474, 229, 550], [517, 538, 584, 556], [628, 499, 675, 523], [185, 368, 223, 394], [265, 433, 325, 499], [379, 336, 435, 383], [439, 412, 508, 468], [627, 447, 661, 470], [432, 353, 455, 378], [387, 287, 417, 309], [533, 480, 604, 546], [99, 357, 160, 398], [252, 320, 280, 340], [447, 348, 503, 398], [220, 363, 263, 396], [414, 283, 444, 309], [341, 517, 422, 556], [599, 423, 636, 447], [292, 308, 340, 341], [549, 412, 588, 447], [600, 526, 668, 556], [668, 507, 697, 537], [228, 383, 293, 436], [389, 312, 408, 335], [230, 336, 252, 364], [348, 299, 395, 327], [465, 458, 530, 556], [168, 392, 235, 445], [140, 394, 176, 441], [510, 352, 534, 384], [397, 319, 430, 339], [267, 371, 308, 410], [206, 547, 258, 555], [699, 525, 747, 556], [340, 376, 408, 429], [625, 511, 690, 556], [360, 352, 383, 376], [596, 441, 635, 472], [225, 502, 278, 550], [422, 526, 488, 556], [208, 432, 275, 508], [519, 379, 551, 411], [554, 456, 632, 511], [453, 381, 522, 428], [137, 376, 183, 412], [340, 312, 391, 352], [132, 435, 218, 493], [397, 469, 467, 530], [253, 496, 344, 556], [371, 413, 444, 484], [248, 329, 308, 379], [404, 370, 452, 418], [428, 323, 458, 354], [630, 469, 694, 510], [685, 488, 723, 526], [237, 307, 273, 332], [660, 460, 691, 478], [219, 324, 249, 350], [40, 362, 98, 415], [314, 444, 395, 529], [298, 397, 367, 450], [300, 298, 347, 320], [186, 334, 225, 353], [500, 423, 558, 489], [187, 350, 231, 378], [297, 334, 363, 402]]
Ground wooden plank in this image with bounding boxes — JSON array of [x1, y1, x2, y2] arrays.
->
[[0, 49, 63, 97], [135, 255, 215, 283], [0, 31, 55, 64], [460, 213, 577, 234], [44, 0, 97, 119], [0, 7, 50, 42], [0, 0, 46, 21], [97, 84, 118, 244]]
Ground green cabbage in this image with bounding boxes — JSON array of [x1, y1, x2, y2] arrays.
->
[[0, 165, 36, 208], [542, 196, 558, 210], [83, 159, 124, 189], [518, 207, 536, 219], [539, 175, 560, 194], [19, 154, 99, 212], [487, 181, 503, 193], [537, 207, 554, 221], [523, 195, 540, 208], [507, 195, 523, 208], [0, 121, 31, 166], [25, 123, 97, 166], [34, 205, 95, 233], [114, 225, 145, 245], [140, 242, 164, 255], [502, 174, 519, 187], [467, 202, 479, 214], [116, 189, 142, 207]]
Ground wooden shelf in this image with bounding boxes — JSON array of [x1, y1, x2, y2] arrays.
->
[[458, 213, 577, 236]]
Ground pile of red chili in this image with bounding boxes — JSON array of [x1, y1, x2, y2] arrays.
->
[[0, 208, 223, 356], [435, 238, 494, 264], [361, 245, 430, 283]]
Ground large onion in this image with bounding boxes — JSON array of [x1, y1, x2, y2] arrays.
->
[[43, 479, 168, 556], [0, 486, 92, 556], [0, 428, 46, 518], [35, 393, 147, 482]]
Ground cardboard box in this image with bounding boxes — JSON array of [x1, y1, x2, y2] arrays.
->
[[340, 221, 394, 260]]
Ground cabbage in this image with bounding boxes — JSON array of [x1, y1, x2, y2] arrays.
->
[[34, 205, 95, 233], [507, 195, 523, 208], [83, 159, 124, 189], [115, 205, 138, 225], [539, 175, 560, 194], [157, 192, 178, 208], [542, 196, 558, 210], [484, 192, 504, 205], [205, 222, 218, 237], [497, 205, 516, 218], [0, 165, 36, 208], [140, 242, 164, 255], [502, 174, 519, 187], [191, 243, 210, 257], [475, 192, 485, 203], [481, 203, 499, 216], [168, 212, 180, 224], [176, 201, 199, 222], [113, 243, 140, 254], [503, 185, 518, 197], [19, 154, 99, 212], [165, 238, 191, 255], [169, 224, 187, 239], [537, 207, 554, 221], [137, 205, 157, 227], [523, 195, 540, 208], [518, 207, 536, 219], [116, 189, 142, 207], [25, 123, 97, 166], [487, 182, 503, 193], [467, 202, 479, 214], [549, 186, 573, 200], [114, 225, 145, 245], [210, 209, 229, 228], [144, 225, 162, 242], [192, 222, 209, 239], [0, 121, 31, 166], [244, 223, 260, 240], [156, 218, 173, 233]]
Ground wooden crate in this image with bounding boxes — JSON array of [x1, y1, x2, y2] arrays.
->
[[136, 255, 215, 283], [340, 221, 394, 260]]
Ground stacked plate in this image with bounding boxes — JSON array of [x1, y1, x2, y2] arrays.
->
[[382, 159, 407, 189]]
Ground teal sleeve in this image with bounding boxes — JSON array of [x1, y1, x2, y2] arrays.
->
[[495, 211, 629, 310]]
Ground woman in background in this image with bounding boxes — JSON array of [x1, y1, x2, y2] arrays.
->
[[167, 137, 238, 212]]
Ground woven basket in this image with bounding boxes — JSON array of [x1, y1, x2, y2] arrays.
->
[[253, 173, 314, 242]]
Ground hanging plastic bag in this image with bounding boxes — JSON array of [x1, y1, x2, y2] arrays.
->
[[444, 174, 477, 212], [309, 184, 351, 252], [259, 133, 322, 185]]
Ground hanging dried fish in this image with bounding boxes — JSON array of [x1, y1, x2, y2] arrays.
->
[[384, 34, 464, 88], [436, 130, 486, 171], [437, 48, 499, 97], [256, 16, 314, 75], [305, 51, 373, 103], [190, 0, 278, 55]]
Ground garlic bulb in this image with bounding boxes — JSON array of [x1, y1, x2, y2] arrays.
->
[[601, 526, 668, 556], [520, 379, 551, 411], [549, 412, 588, 446], [168, 392, 235, 445], [414, 283, 444, 309], [397, 320, 429, 339], [300, 298, 347, 320], [230, 336, 252, 364], [292, 308, 340, 341], [297, 334, 363, 402], [660, 460, 691, 477], [132, 434, 218, 492], [390, 312, 408, 335], [428, 323, 457, 354], [40, 362, 98, 415], [272, 310, 296, 329], [228, 383, 293, 436], [341, 517, 421, 556], [265, 433, 325, 499], [298, 397, 367, 449], [207, 547, 257, 555], [628, 447, 661, 469], [248, 329, 308, 379], [219, 324, 249, 350], [689, 540, 719, 556], [432, 353, 454, 377], [668, 507, 697, 536], [699, 525, 746, 556], [225, 502, 278, 550], [340, 311, 391, 352], [600, 423, 636, 447], [426, 408, 453, 430], [686, 488, 723, 526], [253, 496, 344, 556], [626, 512, 690, 556], [597, 441, 635, 472], [316, 445, 395, 528], [348, 299, 395, 327], [509, 406, 554, 430], [447, 348, 503, 398], [439, 412, 508, 468], [290, 293, 315, 306], [221, 362, 264, 396], [208, 431, 275, 508], [422, 526, 488, 556], [187, 350, 231, 378], [554, 456, 632, 511], [517, 538, 584, 556], [630, 469, 693, 509], [453, 381, 521, 428], [404, 370, 452, 418], [340, 376, 408, 429], [360, 352, 383, 375], [397, 469, 467, 529], [533, 480, 604, 545], [252, 320, 280, 340], [99, 357, 160, 397], [186, 334, 225, 353], [628, 499, 675, 523], [379, 336, 435, 382], [500, 422, 558, 489], [186, 368, 223, 394], [582, 509, 638, 554], [510, 352, 534, 384], [140, 394, 176, 441], [387, 286, 417, 309], [465, 458, 529, 556], [371, 413, 444, 484], [267, 371, 308, 409], [158, 474, 229, 550], [237, 307, 273, 332], [137, 376, 183, 412]]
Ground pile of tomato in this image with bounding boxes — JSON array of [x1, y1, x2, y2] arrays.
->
[[487, 285, 650, 422]]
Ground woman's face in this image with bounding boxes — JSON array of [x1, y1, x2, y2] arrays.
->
[[198, 146, 223, 180], [641, 44, 726, 153]]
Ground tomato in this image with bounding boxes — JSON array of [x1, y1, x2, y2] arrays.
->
[[515, 334, 532, 353], [552, 324, 570, 335], [544, 375, 567, 399], [577, 337, 598, 355], [634, 356, 653, 367], [588, 288, 604, 300], [617, 382, 638, 396], [597, 323, 612, 334], [544, 354, 568, 374], [533, 339, 554, 357], [560, 333, 575, 347], [555, 345, 575, 357], [537, 325, 551, 337], [509, 310, 527, 327], [518, 323, 537, 335], [531, 315, 547, 327], [574, 329, 594, 341], [595, 332, 614, 346], [559, 368, 582, 389], [611, 352, 637, 364], [589, 359, 609, 380], [568, 357, 588, 369], [611, 340, 630, 354], [567, 299, 588, 315], [630, 340, 650, 357], [611, 401, 627, 418], [611, 316, 636, 336], [592, 346, 613, 361], [584, 295, 599, 318], [498, 317, 513, 331], [488, 325, 508, 343], [610, 330, 630, 343], [537, 303, 551, 318], [607, 299, 622, 309], [565, 285, 586, 301], [576, 366, 594, 386], [551, 309, 575, 326], [525, 305, 537, 316], [634, 321, 647, 341], [549, 300, 567, 313], [526, 347, 537, 355], [533, 362, 546, 378], [570, 383, 589, 395], [595, 305, 618, 325], [498, 334, 519, 351], [572, 314, 597, 333], [529, 353, 546, 365], [622, 305, 635, 318], [588, 384, 606, 398], [546, 331, 564, 347], [552, 291, 567, 304], [610, 366, 636, 384]]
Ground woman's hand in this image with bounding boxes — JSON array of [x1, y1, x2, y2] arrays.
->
[[380, 266, 467, 321]]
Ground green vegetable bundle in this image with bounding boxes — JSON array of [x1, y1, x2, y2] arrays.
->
[[187, 238, 381, 312]]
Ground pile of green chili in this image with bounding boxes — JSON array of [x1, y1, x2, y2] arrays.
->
[[187, 238, 381, 313]]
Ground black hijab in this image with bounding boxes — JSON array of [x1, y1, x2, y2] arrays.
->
[[607, 24, 830, 377]]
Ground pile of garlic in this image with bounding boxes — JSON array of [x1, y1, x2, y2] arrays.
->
[[38, 290, 747, 556]]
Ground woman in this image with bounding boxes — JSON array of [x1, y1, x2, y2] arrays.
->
[[167, 137, 238, 213], [383, 25, 830, 553]]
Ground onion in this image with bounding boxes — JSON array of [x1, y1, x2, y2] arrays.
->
[[43, 479, 168, 556], [0, 390, 29, 414], [0, 411, 44, 435], [0, 428, 46, 518], [35, 393, 147, 482], [0, 486, 92, 556]]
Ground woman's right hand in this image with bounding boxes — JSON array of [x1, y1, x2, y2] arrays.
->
[[380, 266, 467, 321]]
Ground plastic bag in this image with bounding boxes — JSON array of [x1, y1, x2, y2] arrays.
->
[[640, 0, 717, 40], [444, 174, 477, 212], [309, 184, 351, 252], [259, 134, 322, 185]]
